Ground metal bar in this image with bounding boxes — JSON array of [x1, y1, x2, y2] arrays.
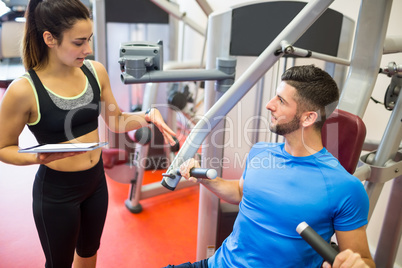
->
[[336, 9, 399, 265], [338, 0, 393, 117], [121, 69, 234, 84], [353, 164, 371, 182], [124, 143, 150, 213], [364, 85, 402, 266], [374, 177, 402, 267], [150, 0, 206, 36], [383, 35, 402, 54], [195, 8, 233, 260], [282, 45, 351, 66], [92, 0, 107, 65], [195, 0, 213, 16], [140, 180, 196, 199], [252, 77, 265, 144], [365, 88, 402, 219]]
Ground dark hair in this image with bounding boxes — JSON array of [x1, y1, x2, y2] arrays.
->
[[22, 0, 91, 70], [281, 65, 339, 130]]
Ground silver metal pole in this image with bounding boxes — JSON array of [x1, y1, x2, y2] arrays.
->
[[338, 0, 392, 117], [252, 77, 265, 144], [92, 0, 107, 65], [364, 88, 402, 267], [150, 0, 205, 36], [125, 143, 150, 213], [195, 0, 213, 16], [374, 176, 402, 267], [365, 85, 402, 218], [281, 45, 351, 66]]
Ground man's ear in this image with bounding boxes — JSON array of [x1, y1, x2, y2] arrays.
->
[[301, 111, 318, 127], [43, 31, 56, 47]]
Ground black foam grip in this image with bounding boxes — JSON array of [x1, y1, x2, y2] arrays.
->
[[189, 168, 217, 179], [176, 168, 217, 180], [296, 222, 338, 265]]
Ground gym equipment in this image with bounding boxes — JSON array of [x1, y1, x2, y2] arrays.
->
[[102, 126, 152, 183], [117, 40, 235, 174], [321, 109, 367, 174], [296, 222, 339, 265], [119, 41, 235, 84], [99, 0, 401, 265], [160, 0, 354, 192], [93, 0, 176, 213], [122, 0, 400, 265], [93, 0, 217, 213], [162, 168, 218, 185], [102, 55, 234, 212], [150, 0, 206, 36], [169, 1, 401, 265], [102, 119, 185, 213], [118, 40, 236, 192]]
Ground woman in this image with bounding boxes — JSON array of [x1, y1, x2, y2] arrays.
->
[[0, 0, 176, 267]]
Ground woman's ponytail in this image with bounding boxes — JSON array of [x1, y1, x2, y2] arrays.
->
[[22, 0, 44, 70]]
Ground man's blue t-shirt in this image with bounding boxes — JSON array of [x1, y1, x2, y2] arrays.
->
[[208, 142, 369, 268]]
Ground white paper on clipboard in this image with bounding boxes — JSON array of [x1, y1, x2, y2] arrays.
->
[[18, 142, 108, 153]]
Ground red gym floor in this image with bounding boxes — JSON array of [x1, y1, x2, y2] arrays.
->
[[0, 88, 200, 267]]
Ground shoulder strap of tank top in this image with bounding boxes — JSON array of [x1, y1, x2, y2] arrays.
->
[[80, 63, 101, 96], [27, 69, 44, 91], [28, 66, 100, 98]]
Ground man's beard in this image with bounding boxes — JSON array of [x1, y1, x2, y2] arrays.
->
[[269, 113, 301, 135]]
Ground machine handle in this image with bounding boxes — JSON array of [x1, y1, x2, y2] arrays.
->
[[296, 222, 338, 265], [161, 168, 217, 191], [179, 168, 218, 180]]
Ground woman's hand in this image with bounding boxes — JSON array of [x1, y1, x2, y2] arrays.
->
[[145, 108, 177, 146]]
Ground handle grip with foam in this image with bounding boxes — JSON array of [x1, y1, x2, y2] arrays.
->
[[161, 168, 217, 191], [184, 168, 218, 180], [296, 222, 338, 265]]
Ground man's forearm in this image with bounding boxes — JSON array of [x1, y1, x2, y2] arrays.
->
[[200, 177, 242, 204]]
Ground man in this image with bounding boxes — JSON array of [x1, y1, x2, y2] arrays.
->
[[166, 65, 375, 268]]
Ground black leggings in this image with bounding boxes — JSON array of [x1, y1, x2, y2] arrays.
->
[[32, 158, 108, 268]]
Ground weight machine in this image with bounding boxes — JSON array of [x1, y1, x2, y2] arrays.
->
[[118, 0, 401, 266], [94, 0, 219, 213]]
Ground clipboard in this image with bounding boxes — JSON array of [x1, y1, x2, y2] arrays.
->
[[18, 142, 108, 153]]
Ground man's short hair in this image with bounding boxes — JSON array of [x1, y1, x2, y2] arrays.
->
[[281, 65, 339, 130]]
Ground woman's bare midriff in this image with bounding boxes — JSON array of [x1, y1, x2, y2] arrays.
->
[[44, 129, 103, 172]]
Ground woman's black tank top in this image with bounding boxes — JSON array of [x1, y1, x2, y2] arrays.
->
[[27, 62, 101, 144]]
